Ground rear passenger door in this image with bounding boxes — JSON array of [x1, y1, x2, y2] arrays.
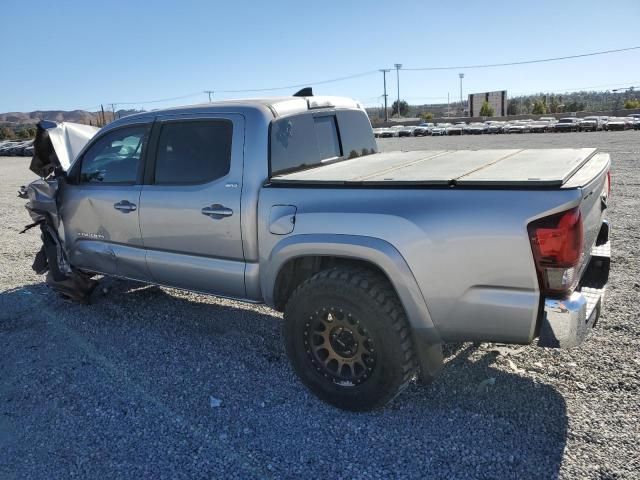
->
[[139, 114, 246, 298]]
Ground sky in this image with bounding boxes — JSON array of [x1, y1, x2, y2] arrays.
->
[[2, 0, 640, 112]]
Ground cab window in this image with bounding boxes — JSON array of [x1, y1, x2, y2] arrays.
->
[[153, 120, 233, 185], [270, 109, 377, 176], [79, 126, 149, 184]]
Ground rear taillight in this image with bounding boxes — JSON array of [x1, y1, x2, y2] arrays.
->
[[528, 207, 584, 296], [606, 170, 611, 197]]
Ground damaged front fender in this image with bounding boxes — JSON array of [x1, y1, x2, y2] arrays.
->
[[22, 120, 100, 302], [24, 177, 71, 279]]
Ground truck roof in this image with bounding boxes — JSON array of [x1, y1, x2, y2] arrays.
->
[[111, 96, 365, 124], [271, 148, 602, 188]]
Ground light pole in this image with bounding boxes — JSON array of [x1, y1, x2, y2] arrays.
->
[[379, 69, 390, 122], [394, 63, 402, 118], [611, 86, 636, 114], [459, 73, 464, 116]]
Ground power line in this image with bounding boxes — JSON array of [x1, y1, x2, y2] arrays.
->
[[214, 70, 379, 93], [107, 71, 379, 106], [76, 105, 103, 112], [96, 46, 639, 107], [403, 46, 640, 71], [112, 92, 204, 106]]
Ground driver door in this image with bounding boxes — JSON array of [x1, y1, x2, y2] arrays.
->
[[60, 122, 152, 280]]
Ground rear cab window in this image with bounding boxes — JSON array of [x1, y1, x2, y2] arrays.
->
[[313, 116, 341, 161], [270, 109, 377, 176]]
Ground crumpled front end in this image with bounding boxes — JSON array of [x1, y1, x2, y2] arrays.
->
[[29, 120, 99, 177], [21, 121, 100, 302]]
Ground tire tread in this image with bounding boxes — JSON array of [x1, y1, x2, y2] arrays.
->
[[285, 266, 418, 408]]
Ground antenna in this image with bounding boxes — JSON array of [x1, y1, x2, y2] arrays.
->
[[293, 87, 313, 97]]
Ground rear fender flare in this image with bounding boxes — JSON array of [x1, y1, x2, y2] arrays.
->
[[262, 234, 441, 343]]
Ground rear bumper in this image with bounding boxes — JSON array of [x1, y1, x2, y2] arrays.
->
[[538, 234, 610, 348]]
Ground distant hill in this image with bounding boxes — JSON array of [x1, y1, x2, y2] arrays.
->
[[0, 109, 141, 125]]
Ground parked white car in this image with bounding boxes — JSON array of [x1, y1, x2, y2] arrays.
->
[[430, 123, 450, 136]]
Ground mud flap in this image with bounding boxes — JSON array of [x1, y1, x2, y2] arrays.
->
[[413, 330, 444, 384]]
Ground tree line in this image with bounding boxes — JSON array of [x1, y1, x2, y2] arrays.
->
[[376, 89, 640, 119], [0, 125, 37, 141]]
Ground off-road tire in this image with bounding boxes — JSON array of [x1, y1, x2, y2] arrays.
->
[[283, 267, 417, 411]]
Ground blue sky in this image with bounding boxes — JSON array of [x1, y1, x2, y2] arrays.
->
[[3, 0, 639, 112]]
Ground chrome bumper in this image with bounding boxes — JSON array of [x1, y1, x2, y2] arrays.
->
[[538, 231, 610, 349]]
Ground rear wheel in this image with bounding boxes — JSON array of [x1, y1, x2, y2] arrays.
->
[[283, 267, 417, 411]]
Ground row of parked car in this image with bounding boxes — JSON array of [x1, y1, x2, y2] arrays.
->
[[0, 140, 34, 157], [374, 114, 640, 137]]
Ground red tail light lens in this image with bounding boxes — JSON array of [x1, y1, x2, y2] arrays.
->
[[528, 207, 583, 295], [606, 170, 611, 197], [530, 208, 583, 267]]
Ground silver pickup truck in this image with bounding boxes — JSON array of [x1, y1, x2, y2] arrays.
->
[[23, 92, 611, 410]]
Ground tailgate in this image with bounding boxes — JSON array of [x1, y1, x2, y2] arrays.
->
[[536, 152, 610, 349], [573, 153, 611, 275]]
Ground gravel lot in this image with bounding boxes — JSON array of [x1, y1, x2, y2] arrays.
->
[[1, 131, 639, 479]]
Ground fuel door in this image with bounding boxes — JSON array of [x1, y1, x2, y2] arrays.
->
[[269, 205, 297, 235]]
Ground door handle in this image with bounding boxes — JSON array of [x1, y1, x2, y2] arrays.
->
[[201, 204, 233, 219], [113, 200, 137, 213]]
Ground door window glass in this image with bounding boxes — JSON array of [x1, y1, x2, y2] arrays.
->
[[154, 120, 232, 184], [80, 126, 149, 184]]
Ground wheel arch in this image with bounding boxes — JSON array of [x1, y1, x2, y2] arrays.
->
[[261, 234, 440, 343]]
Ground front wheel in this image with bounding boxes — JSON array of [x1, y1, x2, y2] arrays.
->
[[283, 267, 417, 411]]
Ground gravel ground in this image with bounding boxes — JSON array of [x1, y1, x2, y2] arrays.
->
[[1, 131, 639, 479]]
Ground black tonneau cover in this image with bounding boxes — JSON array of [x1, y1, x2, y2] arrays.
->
[[270, 148, 599, 187]]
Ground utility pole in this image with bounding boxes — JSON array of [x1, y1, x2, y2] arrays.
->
[[100, 104, 106, 127], [110, 103, 117, 122], [394, 64, 402, 118], [204, 90, 214, 102], [447, 92, 450, 117], [379, 69, 390, 122], [459, 73, 464, 116]]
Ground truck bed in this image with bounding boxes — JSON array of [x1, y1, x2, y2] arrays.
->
[[270, 148, 601, 187]]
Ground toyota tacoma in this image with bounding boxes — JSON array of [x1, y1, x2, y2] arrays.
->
[[22, 90, 611, 410]]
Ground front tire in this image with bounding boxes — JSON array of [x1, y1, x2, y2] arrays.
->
[[283, 267, 417, 411]]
